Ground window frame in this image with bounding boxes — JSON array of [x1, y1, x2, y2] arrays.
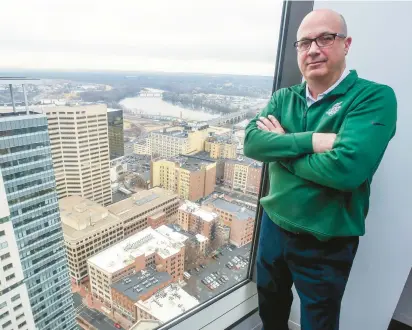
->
[[162, 1, 314, 329]]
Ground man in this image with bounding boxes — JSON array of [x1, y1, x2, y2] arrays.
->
[[244, 9, 397, 330]]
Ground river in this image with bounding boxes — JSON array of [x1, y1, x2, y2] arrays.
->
[[119, 89, 220, 121]]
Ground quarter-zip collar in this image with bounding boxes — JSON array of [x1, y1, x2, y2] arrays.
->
[[289, 70, 359, 104]]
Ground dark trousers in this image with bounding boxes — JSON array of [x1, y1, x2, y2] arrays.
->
[[256, 211, 359, 330]]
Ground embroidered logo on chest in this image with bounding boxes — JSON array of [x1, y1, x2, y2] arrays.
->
[[326, 102, 343, 116]]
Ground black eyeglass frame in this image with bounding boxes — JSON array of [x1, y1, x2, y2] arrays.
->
[[294, 33, 346, 51]]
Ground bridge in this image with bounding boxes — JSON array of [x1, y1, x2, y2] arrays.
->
[[138, 91, 163, 98], [207, 111, 247, 126], [125, 111, 180, 122]]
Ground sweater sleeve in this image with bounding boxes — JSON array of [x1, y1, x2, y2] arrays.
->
[[280, 84, 397, 191], [243, 90, 314, 162]]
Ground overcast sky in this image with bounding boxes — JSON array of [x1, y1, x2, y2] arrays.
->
[[0, 0, 283, 76]]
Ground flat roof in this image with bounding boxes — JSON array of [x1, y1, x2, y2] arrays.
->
[[108, 187, 178, 222], [111, 268, 171, 302], [88, 227, 184, 273], [155, 225, 189, 244], [130, 320, 161, 330], [178, 201, 217, 222], [226, 156, 262, 167], [207, 198, 255, 221], [169, 155, 215, 172], [59, 196, 120, 241], [135, 284, 199, 323]]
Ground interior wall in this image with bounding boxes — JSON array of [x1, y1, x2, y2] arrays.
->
[[288, 2, 412, 329]]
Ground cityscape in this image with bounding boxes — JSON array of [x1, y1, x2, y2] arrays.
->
[[0, 72, 269, 330]]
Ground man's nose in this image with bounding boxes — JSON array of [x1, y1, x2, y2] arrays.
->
[[307, 40, 321, 55]]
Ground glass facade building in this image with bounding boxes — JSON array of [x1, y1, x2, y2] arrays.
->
[[0, 113, 76, 330], [107, 109, 124, 160]]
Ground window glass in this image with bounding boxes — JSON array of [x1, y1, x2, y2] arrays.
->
[[1, 0, 283, 329]]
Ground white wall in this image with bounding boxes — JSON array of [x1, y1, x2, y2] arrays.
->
[[289, 2, 412, 330]]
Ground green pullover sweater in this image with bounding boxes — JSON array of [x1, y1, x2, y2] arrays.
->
[[244, 70, 397, 240]]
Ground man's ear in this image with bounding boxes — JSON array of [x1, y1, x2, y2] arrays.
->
[[344, 36, 352, 55]]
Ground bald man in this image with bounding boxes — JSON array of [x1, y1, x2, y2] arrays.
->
[[244, 9, 397, 330]]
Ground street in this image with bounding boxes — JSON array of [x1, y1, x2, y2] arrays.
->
[[73, 293, 124, 330], [183, 243, 252, 302]]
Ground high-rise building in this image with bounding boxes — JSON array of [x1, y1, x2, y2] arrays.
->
[[151, 156, 216, 202], [0, 112, 76, 330], [107, 109, 124, 160], [41, 104, 112, 206], [0, 172, 36, 330]]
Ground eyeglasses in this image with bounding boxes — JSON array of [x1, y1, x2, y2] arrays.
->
[[294, 33, 346, 52]]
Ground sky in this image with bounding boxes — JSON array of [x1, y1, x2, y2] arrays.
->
[[0, 0, 283, 76]]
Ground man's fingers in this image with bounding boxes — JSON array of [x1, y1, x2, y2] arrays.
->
[[268, 115, 285, 133], [257, 121, 269, 131], [259, 117, 276, 131]]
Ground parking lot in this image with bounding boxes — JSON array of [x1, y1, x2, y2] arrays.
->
[[183, 243, 252, 302], [73, 293, 124, 330]]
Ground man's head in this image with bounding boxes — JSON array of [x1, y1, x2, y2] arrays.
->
[[296, 9, 352, 83]]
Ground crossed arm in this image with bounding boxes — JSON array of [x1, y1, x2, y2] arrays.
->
[[244, 86, 397, 192]]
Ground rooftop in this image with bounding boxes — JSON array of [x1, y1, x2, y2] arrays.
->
[[178, 201, 218, 222], [207, 198, 255, 221], [88, 227, 184, 273], [59, 196, 120, 241], [108, 187, 178, 222], [226, 156, 262, 168], [111, 267, 171, 302], [167, 155, 215, 172], [151, 130, 188, 138], [135, 283, 199, 324], [130, 319, 162, 330], [155, 225, 189, 244]]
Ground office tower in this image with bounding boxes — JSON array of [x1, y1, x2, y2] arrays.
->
[[0, 113, 76, 330], [151, 156, 216, 201], [0, 172, 36, 330], [42, 104, 112, 206], [60, 187, 179, 284], [107, 109, 124, 160]]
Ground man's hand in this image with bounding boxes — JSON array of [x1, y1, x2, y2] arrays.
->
[[312, 133, 337, 153], [257, 115, 285, 134]]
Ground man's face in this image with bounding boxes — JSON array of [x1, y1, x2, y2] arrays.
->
[[297, 12, 351, 81]]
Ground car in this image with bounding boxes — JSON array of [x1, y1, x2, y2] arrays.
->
[[226, 263, 232, 269], [227, 247, 233, 252], [217, 279, 223, 285], [222, 275, 229, 281], [183, 272, 191, 279], [219, 251, 224, 256], [210, 274, 216, 280], [114, 323, 121, 329], [195, 267, 200, 272], [228, 262, 233, 267], [200, 264, 206, 269]]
